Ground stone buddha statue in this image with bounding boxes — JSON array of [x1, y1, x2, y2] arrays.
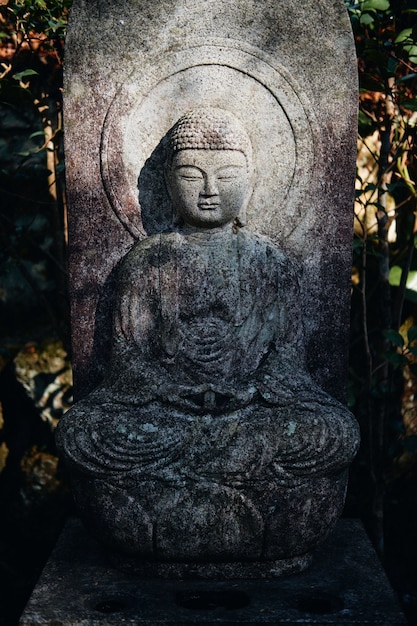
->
[[56, 108, 359, 575]]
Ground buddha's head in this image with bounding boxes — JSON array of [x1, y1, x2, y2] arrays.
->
[[165, 108, 254, 230]]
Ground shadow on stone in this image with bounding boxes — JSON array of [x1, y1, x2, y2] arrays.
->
[[175, 589, 251, 611], [297, 591, 344, 615]]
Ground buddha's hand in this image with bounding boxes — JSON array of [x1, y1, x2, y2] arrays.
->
[[160, 383, 257, 412]]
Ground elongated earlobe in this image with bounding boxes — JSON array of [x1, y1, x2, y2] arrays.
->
[[236, 171, 254, 227], [164, 164, 181, 226]]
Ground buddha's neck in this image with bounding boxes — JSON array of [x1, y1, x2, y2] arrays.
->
[[179, 222, 236, 239]]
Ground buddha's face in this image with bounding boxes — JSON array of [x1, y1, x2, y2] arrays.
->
[[167, 149, 251, 229]]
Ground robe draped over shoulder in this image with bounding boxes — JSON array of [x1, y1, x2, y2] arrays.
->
[[101, 227, 322, 410], [56, 227, 359, 484]]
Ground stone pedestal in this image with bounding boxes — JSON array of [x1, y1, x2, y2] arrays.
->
[[19, 518, 406, 625]]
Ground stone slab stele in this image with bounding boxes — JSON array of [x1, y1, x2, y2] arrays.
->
[[59, 0, 360, 569]]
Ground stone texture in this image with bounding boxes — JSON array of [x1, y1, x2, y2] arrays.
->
[[57, 107, 359, 565], [18, 518, 407, 625], [64, 0, 358, 402], [60, 0, 360, 569]]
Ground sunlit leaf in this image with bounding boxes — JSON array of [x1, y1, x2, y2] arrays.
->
[[12, 69, 39, 81], [395, 28, 413, 44], [29, 131, 46, 139], [360, 13, 375, 25], [389, 267, 417, 302], [362, 0, 390, 10], [403, 44, 417, 57], [390, 267, 417, 290]]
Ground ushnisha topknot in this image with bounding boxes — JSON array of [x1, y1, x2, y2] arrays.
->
[[166, 107, 253, 166]]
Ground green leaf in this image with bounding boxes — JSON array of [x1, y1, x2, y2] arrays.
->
[[389, 267, 417, 297], [407, 326, 417, 343], [12, 69, 39, 81], [29, 131, 46, 139], [358, 111, 375, 134], [387, 180, 409, 193], [383, 329, 405, 348], [401, 99, 417, 112], [406, 345, 417, 357], [403, 44, 417, 56], [384, 351, 408, 367], [395, 28, 413, 44], [359, 77, 385, 92], [387, 56, 398, 75], [397, 73, 417, 83], [353, 238, 364, 251], [362, 0, 390, 10], [360, 13, 375, 25]]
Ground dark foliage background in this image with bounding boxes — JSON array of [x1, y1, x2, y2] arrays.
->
[[0, 3, 72, 624], [347, 1, 417, 623], [0, 0, 417, 624]]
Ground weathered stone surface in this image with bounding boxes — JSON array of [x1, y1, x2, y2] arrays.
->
[[64, 0, 358, 402], [18, 518, 407, 625], [57, 106, 359, 565], [60, 1, 359, 569]]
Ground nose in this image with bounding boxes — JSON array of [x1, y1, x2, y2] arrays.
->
[[202, 174, 219, 196]]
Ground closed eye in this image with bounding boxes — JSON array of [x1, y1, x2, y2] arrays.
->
[[217, 174, 237, 181], [175, 166, 203, 181], [180, 175, 203, 181], [216, 166, 244, 180]]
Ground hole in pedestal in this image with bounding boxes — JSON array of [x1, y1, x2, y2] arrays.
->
[[175, 589, 250, 611], [94, 597, 128, 614], [297, 591, 344, 614]]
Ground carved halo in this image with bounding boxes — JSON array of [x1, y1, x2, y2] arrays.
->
[[101, 44, 318, 243]]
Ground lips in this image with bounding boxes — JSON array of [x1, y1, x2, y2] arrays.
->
[[198, 202, 220, 210]]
